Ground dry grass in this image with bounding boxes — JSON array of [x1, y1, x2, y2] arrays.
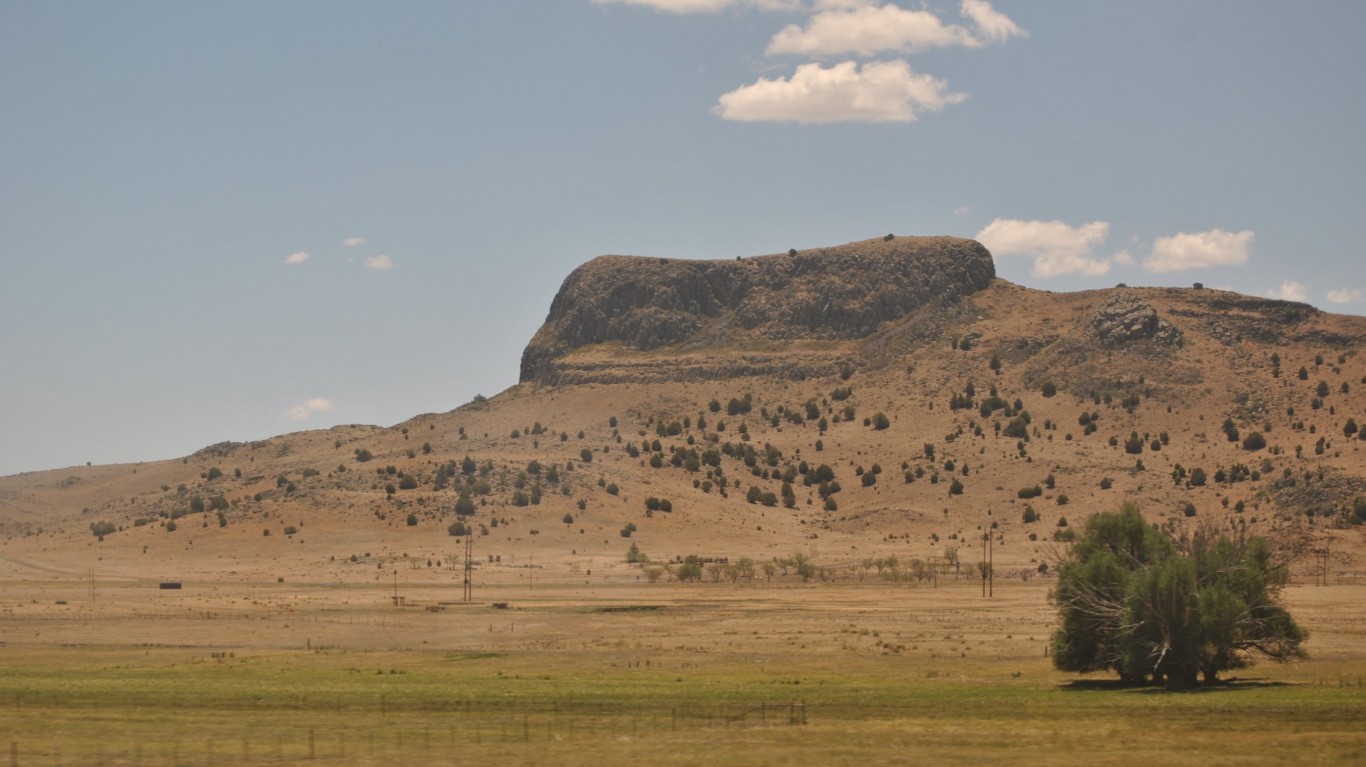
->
[[1, 575, 1363, 765]]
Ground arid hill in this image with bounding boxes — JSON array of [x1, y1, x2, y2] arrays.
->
[[3, 236, 1365, 586], [520, 236, 994, 384]]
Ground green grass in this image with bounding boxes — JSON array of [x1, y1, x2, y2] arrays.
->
[[1, 646, 1363, 766]]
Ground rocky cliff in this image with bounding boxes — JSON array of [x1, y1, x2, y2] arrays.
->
[[520, 236, 995, 383]]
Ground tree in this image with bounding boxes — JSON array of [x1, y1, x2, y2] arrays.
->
[[1051, 503, 1306, 688], [455, 493, 476, 516]]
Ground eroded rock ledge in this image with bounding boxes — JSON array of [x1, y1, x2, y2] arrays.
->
[[520, 236, 995, 383]]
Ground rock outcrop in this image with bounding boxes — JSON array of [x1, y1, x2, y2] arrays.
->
[[520, 236, 996, 383], [1093, 292, 1184, 346]]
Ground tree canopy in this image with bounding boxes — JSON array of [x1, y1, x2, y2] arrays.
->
[[1051, 503, 1305, 688]]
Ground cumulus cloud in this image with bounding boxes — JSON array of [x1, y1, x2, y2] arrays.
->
[[714, 59, 965, 123], [343, 236, 366, 247], [1265, 280, 1308, 303], [1326, 288, 1363, 304], [768, 4, 975, 56], [961, 0, 1027, 44], [285, 398, 335, 422], [975, 218, 1113, 277], [593, 0, 801, 12], [766, 1, 1024, 56], [284, 251, 310, 265], [602, 0, 1021, 124], [1144, 229, 1253, 273], [363, 254, 394, 270], [1111, 250, 1135, 266]]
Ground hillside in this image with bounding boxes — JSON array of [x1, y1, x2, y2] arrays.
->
[[3, 236, 1366, 587]]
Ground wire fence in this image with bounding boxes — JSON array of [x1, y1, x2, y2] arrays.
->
[[4, 700, 808, 766]]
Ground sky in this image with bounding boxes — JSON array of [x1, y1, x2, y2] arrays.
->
[[2, 1, 1364, 477]]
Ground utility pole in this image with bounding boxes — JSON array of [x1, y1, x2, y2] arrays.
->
[[981, 530, 988, 598], [463, 533, 473, 602]]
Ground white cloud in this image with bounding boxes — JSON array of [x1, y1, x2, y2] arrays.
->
[[284, 398, 335, 422], [975, 218, 1112, 277], [363, 254, 394, 270], [284, 251, 310, 265], [1265, 280, 1308, 302], [766, 1, 1024, 57], [768, 4, 975, 56], [714, 59, 966, 123], [961, 0, 1027, 44], [593, 0, 802, 12], [1111, 250, 1134, 266], [1326, 288, 1363, 304], [952, 205, 971, 218], [1144, 229, 1253, 273], [343, 236, 366, 247]]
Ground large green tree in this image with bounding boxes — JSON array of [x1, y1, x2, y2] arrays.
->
[[1052, 503, 1305, 688]]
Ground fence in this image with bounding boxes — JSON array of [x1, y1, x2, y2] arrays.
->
[[4, 699, 808, 766]]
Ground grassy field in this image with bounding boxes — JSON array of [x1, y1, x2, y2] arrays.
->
[[1, 577, 1364, 766]]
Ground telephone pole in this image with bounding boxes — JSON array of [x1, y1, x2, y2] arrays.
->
[[463, 533, 473, 602]]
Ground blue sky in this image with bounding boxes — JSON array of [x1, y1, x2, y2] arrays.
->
[[2, 1, 1363, 476]]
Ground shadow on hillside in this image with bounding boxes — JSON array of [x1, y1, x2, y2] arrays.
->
[[1059, 677, 1296, 694]]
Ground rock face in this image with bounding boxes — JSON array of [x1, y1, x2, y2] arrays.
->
[[1093, 292, 1184, 346], [520, 236, 996, 383]]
